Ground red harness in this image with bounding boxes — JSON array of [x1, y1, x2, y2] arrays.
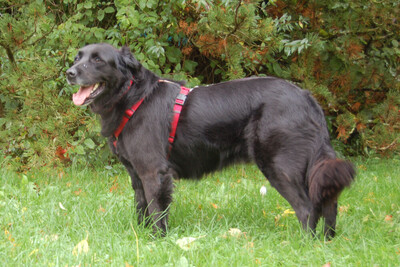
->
[[112, 80, 191, 154]]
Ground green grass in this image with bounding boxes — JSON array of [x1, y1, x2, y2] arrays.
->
[[1, 158, 399, 266]]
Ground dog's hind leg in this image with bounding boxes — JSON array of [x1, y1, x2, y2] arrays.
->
[[252, 132, 321, 234], [308, 159, 355, 238], [258, 163, 320, 233], [321, 198, 338, 238]]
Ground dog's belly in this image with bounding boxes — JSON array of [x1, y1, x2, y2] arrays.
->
[[169, 140, 250, 179]]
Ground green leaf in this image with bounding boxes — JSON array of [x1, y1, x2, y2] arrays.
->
[[84, 2, 92, 9], [183, 60, 198, 73], [146, 0, 157, 9], [272, 62, 283, 76], [93, 29, 104, 39], [392, 39, 399, 48], [84, 139, 96, 149], [104, 7, 115, 13], [139, 1, 146, 10], [97, 10, 105, 21], [166, 46, 182, 64], [75, 145, 85, 155], [148, 46, 165, 57]]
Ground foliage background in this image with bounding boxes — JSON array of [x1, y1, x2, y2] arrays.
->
[[0, 0, 399, 170]]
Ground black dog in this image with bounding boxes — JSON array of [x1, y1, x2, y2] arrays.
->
[[66, 43, 355, 237]]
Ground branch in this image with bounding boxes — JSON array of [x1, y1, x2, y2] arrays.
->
[[367, 137, 399, 151], [0, 42, 16, 67], [28, 24, 57, 47], [230, 0, 243, 35]]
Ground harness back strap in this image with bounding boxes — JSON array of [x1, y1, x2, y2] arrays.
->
[[168, 86, 191, 150]]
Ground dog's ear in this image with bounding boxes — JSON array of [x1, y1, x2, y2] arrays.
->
[[118, 46, 140, 75]]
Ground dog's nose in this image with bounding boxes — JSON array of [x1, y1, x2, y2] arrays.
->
[[66, 68, 77, 78]]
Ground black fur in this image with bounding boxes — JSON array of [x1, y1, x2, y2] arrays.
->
[[66, 43, 355, 237]]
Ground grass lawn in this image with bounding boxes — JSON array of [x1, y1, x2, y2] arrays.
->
[[1, 158, 399, 266]]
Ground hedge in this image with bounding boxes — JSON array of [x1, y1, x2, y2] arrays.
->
[[0, 0, 399, 170]]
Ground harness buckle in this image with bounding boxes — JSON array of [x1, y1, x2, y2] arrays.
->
[[176, 93, 187, 102]]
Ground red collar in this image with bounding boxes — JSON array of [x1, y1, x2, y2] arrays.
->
[[112, 80, 192, 153]]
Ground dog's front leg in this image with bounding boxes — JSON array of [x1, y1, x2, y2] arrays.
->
[[139, 169, 174, 235], [120, 157, 149, 225]]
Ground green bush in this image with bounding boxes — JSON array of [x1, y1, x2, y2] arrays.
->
[[1, 0, 399, 170]]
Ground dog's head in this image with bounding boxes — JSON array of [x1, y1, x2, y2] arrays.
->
[[66, 43, 140, 106]]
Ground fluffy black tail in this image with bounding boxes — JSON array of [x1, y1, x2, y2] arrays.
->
[[308, 159, 355, 206]]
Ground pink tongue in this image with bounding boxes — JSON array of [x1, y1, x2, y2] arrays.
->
[[72, 85, 94, 106]]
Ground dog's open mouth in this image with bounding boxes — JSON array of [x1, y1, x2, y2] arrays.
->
[[72, 83, 105, 106]]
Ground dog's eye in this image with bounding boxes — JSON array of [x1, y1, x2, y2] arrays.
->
[[74, 56, 80, 62], [94, 57, 103, 63]]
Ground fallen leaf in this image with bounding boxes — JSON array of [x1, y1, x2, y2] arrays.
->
[[384, 215, 393, 222], [109, 183, 119, 193], [282, 209, 295, 217], [29, 249, 39, 257], [228, 228, 243, 238], [50, 234, 59, 241], [260, 186, 267, 196], [59, 202, 67, 211], [339, 205, 349, 213], [262, 209, 267, 217], [275, 214, 281, 225], [42, 234, 59, 242], [358, 165, 367, 171], [211, 203, 218, 209], [72, 234, 89, 256], [176, 237, 198, 251], [97, 205, 106, 213], [74, 189, 82, 196]]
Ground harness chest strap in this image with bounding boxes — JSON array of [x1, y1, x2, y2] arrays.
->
[[112, 98, 144, 148], [112, 81, 192, 152]]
